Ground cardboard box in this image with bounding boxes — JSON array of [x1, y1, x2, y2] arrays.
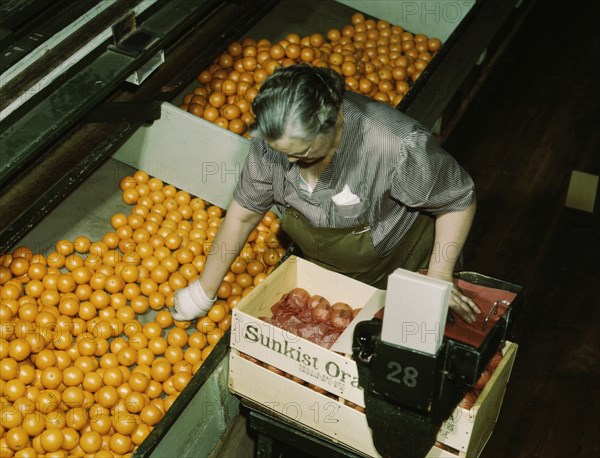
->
[[228, 256, 518, 457]]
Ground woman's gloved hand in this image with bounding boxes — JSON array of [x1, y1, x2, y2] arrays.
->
[[171, 280, 216, 321]]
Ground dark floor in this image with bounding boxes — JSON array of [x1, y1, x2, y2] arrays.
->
[[443, 0, 600, 456]]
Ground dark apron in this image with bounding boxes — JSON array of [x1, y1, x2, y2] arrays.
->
[[280, 206, 435, 289]]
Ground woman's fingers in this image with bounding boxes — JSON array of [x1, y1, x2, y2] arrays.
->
[[449, 286, 481, 323]]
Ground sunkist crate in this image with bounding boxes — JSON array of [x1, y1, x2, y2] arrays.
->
[[228, 256, 518, 457]]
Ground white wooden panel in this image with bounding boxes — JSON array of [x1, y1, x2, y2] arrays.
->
[[334, 0, 475, 41], [112, 102, 250, 210]]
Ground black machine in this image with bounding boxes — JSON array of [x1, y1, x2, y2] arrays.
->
[[352, 272, 522, 458]]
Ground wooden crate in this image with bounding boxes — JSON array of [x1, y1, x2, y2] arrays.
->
[[230, 341, 517, 457], [230, 256, 386, 406]]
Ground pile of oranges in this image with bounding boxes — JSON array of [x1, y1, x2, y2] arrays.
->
[[179, 12, 442, 137], [0, 170, 284, 457]]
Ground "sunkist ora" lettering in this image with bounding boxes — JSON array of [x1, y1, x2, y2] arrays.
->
[[244, 324, 319, 370]]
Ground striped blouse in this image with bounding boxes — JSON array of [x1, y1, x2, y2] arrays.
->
[[233, 91, 475, 256]]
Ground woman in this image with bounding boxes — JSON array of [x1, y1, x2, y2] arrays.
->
[[172, 64, 480, 323]]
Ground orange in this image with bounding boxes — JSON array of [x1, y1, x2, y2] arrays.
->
[[102, 367, 124, 387], [141, 322, 161, 340], [45, 408, 67, 429], [61, 427, 80, 451], [65, 407, 88, 430], [76, 335, 97, 357], [40, 367, 62, 390], [124, 392, 146, 414], [150, 359, 171, 382], [1, 406, 23, 429], [155, 310, 173, 329], [164, 346, 184, 365], [187, 331, 207, 350], [139, 403, 163, 426], [119, 175, 138, 191], [13, 396, 35, 415], [202, 345, 215, 360], [74, 355, 98, 374], [172, 360, 192, 375], [79, 430, 102, 454], [171, 372, 193, 392], [184, 347, 202, 365], [22, 412, 45, 436], [127, 333, 148, 351], [130, 295, 149, 314], [62, 386, 85, 408], [117, 346, 138, 367], [89, 413, 112, 435], [39, 428, 64, 452], [206, 327, 224, 346], [5, 426, 30, 452], [9, 339, 31, 361], [82, 372, 103, 393], [95, 386, 118, 408], [0, 357, 18, 380], [99, 347, 119, 369], [36, 390, 60, 414], [132, 423, 151, 445], [208, 303, 227, 323], [166, 328, 188, 348], [110, 432, 132, 455], [196, 316, 216, 334], [128, 372, 150, 393], [4, 379, 27, 402], [112, 409, 138, 435], [17, 364, 36, 385], [2, 281, 22, 300], [148, 337, 167, 356], [136, 349, 155, 367]]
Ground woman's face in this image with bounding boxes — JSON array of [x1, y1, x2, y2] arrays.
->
[[268, 109, 343, 166], [269, 131, 336, 165]]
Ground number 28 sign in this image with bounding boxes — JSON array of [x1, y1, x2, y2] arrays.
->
[[369, 343, 438, 412]]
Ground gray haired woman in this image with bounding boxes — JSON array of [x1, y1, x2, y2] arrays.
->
[[172, 64, 480, 323]]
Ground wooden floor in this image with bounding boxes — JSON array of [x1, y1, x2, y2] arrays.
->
[[216, 0, 600, 456], [443, 0, 600, 456]]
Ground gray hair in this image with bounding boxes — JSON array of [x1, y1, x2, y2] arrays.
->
[[249, 64, 345, 142]]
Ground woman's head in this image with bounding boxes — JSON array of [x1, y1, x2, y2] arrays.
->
[[250, 64, 345, 144]]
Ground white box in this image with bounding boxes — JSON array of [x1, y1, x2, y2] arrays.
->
[[383, 269, 451, 355]]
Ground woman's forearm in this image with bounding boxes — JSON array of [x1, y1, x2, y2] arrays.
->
[[427, 198, 477, 280]]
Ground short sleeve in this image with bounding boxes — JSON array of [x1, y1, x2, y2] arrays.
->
[[391, 127, 475, 214], [233, 140, 277, 214]]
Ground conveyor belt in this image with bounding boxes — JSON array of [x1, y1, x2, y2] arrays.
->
[[0, 0, 281, 254], [0, 0, 104, 72], [0, 0, 226, 188]]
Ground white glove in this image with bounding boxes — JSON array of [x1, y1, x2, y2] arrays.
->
[[171, 280, 216, 321]]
